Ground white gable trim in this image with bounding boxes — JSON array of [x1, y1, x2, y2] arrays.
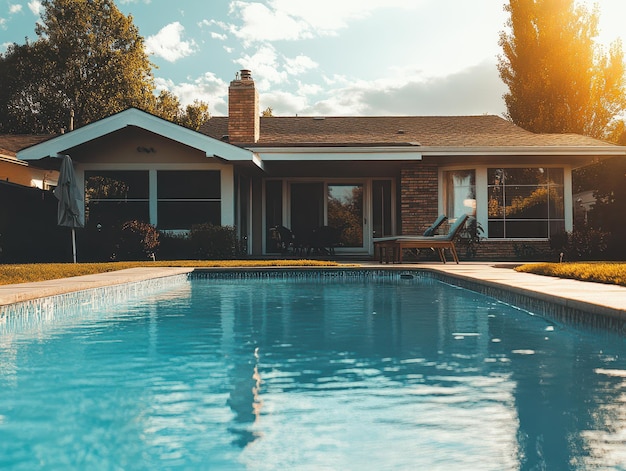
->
[[17, 108, 257, 166]]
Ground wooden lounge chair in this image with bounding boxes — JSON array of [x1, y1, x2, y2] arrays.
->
[[422, 214, 448, 236], [373, 214, 470, 264]]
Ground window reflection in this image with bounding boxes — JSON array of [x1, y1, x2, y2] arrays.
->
[[488, 168, 564, 238], [85, 171, 149, 227], [327, 184, 363, 247]]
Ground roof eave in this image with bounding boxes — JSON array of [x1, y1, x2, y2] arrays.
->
[[418, 146, 626, 156], [248, 145, 423, 161], [16, 108, 256, 165]]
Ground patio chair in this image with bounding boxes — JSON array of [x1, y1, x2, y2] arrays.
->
[[422, 214, 448, 236], [373, 214, 470, 264], [269, 225, 295, 254], [307, 225, 344, 255]]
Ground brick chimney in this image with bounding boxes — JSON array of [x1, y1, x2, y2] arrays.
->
[[228, 69, 259, 144]]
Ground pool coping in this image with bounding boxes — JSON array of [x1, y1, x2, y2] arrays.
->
[[0, 263, 624, 331]]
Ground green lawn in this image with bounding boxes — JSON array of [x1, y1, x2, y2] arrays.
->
[[0, 260, 342, 285], [515, 262, 626, 287]]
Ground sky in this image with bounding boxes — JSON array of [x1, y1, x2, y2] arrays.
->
[[0, 0, 625, 118]]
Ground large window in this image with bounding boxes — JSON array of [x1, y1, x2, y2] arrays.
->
[[85, 171, 149, 228], [488, 168, 564, 238], [444, 170, 476, 219], [157, 170, 221, 230], [85, 170, 222, 231]]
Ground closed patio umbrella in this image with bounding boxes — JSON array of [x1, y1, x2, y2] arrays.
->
[[53, 154, 84, 263]]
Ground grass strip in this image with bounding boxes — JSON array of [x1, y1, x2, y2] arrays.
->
[[0, 260, 344, 285], [515, 262, 626, 287]]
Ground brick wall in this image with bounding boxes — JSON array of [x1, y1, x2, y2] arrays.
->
[[469, 240, 553, 261], [400, 162, 438, 235]]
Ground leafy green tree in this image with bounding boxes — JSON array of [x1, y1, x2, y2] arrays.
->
[[154, 90, 183, 123], [152, 92, 210, 130], [0, 0, 156, 132], [0, 41, 59, 133], [498, 0, 626, 138], [179, 100, 211, 131], [0, 0, 210, 133], [38, 0, 157, 128]]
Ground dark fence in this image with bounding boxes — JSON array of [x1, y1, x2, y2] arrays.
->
[[0, 181, 73, 263]]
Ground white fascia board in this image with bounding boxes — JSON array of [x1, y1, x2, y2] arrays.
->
[[250, 146, 422, 161], [17, 108, 254, 164], [419, 146, 626, 157]]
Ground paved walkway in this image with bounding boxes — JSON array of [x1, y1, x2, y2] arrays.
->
[[396, 262, 626, 319], [0, 267, 194, 306], [0, 263, 624, 320]]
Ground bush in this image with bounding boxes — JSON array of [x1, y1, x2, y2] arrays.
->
[[158, 232, 194, 260], [189, 223, 242, 259], [115, 220, 160, 261], [550, 226, 609, 261]]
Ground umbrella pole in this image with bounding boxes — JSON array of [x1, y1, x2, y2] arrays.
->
[[71, 228, 77, 263]]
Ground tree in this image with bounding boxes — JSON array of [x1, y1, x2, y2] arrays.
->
[[0, 41, 59, 133], [152, 92, 210, 130], [498, 0, 626, 138], [179, 100, 211, 131], [0, 0, 210, 133]]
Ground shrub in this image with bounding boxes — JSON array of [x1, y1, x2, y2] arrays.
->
[[158, 232, 194, 260], [115, 220, 160, 261], [189, 223, 243, 259], [549, 226, 609, 261]]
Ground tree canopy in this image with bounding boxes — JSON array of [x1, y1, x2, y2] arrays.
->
[[0, 0, 209, 133], [498, 0, 626, 138]]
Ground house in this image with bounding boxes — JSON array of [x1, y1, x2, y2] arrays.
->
[[0, 134, 58, 189], [16, 70, 626, 260]]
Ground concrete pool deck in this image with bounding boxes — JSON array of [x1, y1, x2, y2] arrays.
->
[[0, 262, 624, 322]]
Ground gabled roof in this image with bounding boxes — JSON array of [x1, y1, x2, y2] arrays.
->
[[17, 108, 254, 163], [202, 115, 624, 155]]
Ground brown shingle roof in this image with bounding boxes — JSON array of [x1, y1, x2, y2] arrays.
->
[[201, 115, 616, 148], [0, 134, 55, 157]]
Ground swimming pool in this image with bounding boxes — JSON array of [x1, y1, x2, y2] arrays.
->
[[1, 271, 626, 470]]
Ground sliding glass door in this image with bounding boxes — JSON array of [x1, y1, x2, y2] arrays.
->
[[265, 179, 394, 254], [289, 182, 365, 252]]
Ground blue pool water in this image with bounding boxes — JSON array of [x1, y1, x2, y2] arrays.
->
[[1, 273, 626, 470]]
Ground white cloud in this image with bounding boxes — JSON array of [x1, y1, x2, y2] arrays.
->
[[145, 22, 196, 62], [301, 61, 508, 116], [269, 0, 420, 34], [259, 90, 309, 116], [210, 32, 227, 41], [27, 1, 42, 15], [297, 82, 323, 96], [229, 1, 312, 44], [228, 0, 421, 44], [284, 54, 318, 75], [154, 72, 228, 115], [9, 4, 22, 14], [235, 44, 288, 89]]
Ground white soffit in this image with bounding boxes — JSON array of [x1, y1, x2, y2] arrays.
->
[[17, 108, 256, 165], [251, 146, 423, 161]]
